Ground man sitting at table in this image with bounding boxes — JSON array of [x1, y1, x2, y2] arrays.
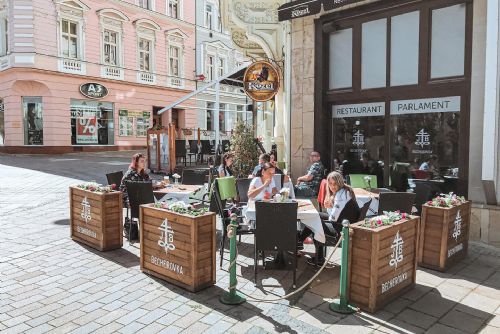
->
[[295, 151, 325, 198], [299, 171, 360, 266]]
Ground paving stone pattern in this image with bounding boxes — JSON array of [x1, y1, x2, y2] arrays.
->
[[1, 152, 500, 333]]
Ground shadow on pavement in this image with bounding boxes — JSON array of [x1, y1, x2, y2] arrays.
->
[[53, 218, 70, 225]]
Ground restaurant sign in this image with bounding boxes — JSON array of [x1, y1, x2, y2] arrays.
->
[[278, 0, 365, 21], [243, 61, 280, 102], [80, 83, 108, 99], [332, 102, 385, 118], [390, 96, 460, 115]]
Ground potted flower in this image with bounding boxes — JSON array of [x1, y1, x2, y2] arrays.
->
[[418, 193, 471, 272], [70, 182, 123, 251], [172, 173, 181, 185], [139, 201, 216, 292], [348, 211, 419, 313]]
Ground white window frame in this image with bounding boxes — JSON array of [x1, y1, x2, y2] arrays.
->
[[55, 1, 88, 60], [167, 0, 182, 19], [169, 45, 180, 77], [137, 0, 155, 11], [138, 37, 153, 72], [103, 29, 119, 65], [166, 29, 187, 87], [97, 9, 129, 68], [0, 14, 8, 57], [206, 54, 214, 81], [205, 3, 213, 29], [60, 19, 80, 59], [217, 56, 226, 78]]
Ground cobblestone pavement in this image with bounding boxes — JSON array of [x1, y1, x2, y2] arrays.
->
[[1, 151, 500, 334]]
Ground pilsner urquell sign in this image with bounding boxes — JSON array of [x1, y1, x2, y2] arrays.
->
[[80, 83, 108, 99], [243, 61, 280, 102]]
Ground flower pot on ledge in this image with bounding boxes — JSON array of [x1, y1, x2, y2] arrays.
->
[[348, 216, 419, 313], [418, 201, 471, 272]]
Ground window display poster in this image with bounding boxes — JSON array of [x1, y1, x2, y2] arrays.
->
[[76, 115, 98, 144]]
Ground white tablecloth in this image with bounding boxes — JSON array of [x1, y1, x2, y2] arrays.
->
[[243, 199, 325, 243], [154, 185, 202, 203]]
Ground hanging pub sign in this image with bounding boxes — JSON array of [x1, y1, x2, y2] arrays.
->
[[243, 61, 280, 102], [79, 83, 108, 99]]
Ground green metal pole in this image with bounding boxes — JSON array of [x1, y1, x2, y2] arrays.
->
[[220, 214, 246, 305], [330, 220, 357, 314]]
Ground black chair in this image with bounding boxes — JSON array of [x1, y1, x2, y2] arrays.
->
[[377, 192, 416, 215], [182, 169, 208, 185], [358, 198, 373, 220], [236, 178, 252, 205], [213, 179, 253, 267], [414, 183, 433, 215], [124, 180, 154, 244], [175, 140, 187, 166], [254, 201, 298, 287], [106, 171, 123, 186]]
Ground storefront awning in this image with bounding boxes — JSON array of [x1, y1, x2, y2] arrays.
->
[[278, 0, 365, 22]]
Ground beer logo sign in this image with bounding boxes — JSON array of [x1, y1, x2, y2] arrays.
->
[[243, 61, 280, 102]]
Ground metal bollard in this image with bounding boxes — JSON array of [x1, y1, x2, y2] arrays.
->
[[330, 219, 357, 314], [219, 214, 246, 305]]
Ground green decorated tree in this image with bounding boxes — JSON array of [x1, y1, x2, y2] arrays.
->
[[230, 121, 259, 178]]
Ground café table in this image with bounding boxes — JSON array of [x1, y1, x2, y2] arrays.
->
[[353, 188, 392, 217], [273, 174, 296, 199], [244, 198, 325, 243], [153, 183, 202, 203]]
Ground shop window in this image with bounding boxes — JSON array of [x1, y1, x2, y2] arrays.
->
[[206, 102, 214, 130], [0, 17, 8, 56], [167, 0, 180, 18], [391, 11, 419, 86], [0, 98, 4, 146], [103, 29, 119, 66], [138, 37, 152, 72], [431, 4, 466, 79], [71, 100, 114, 145], [136, 116, 150, 137], [219, 103, 226, 132], [23, 97, 43, 145], [119, 113, 134, 136], [389, 97, 460, 192], [61, 19, 79, 59], [329, 28, 352, 90], [362, 18, 387, 89]]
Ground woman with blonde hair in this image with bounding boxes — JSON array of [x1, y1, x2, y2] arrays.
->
[[299, 171, 360, 266]]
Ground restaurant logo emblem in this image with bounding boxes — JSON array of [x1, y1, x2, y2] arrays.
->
[[243, 61, 280, 102], [79, 83, 108, 99], [81, 197, 91, 224], [389, 231, 404, 269], [415, 129, 430, 148], [291, 5, 310, 18], [158, 219, 175, 254], [452, 211, 462, 241], [352, 130, 364, 147]]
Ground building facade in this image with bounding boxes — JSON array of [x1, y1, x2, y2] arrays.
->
[[289, 0, 500, 246], [194, 0, 250, 142], [0, 0, 196, 153]]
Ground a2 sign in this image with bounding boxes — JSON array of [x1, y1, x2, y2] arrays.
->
[[79, 83, 108, 99]]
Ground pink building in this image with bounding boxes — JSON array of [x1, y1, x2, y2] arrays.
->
[[0, 0, 196, 153]]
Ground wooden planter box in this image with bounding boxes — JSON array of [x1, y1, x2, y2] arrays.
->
[[418, 201, 471, 271], [348, 217, 419, 313], [140, 204, 216, 292], [69, 186, 123, 251]]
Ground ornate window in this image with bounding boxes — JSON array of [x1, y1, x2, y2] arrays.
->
[[55, 0, 89, 60], [206, 55, 214, 81], [166, 29, 187, 87], [217, 57, 225, 77], [205, 4, 213, 29], [97, 9, 129, 76], [134, 19, 160, 84]]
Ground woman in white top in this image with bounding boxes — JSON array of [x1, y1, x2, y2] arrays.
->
[[247, 162, 278, 200]]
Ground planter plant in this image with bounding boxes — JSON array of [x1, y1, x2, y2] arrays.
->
[[418, 193, 471, 272], [348, 211, 419, 313], [70, 182, 123, 251], [229, 121, 260, 178], [139, 202, 216, 292]]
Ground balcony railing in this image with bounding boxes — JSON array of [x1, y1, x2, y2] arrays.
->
[[137, 71, 156, 85], [168, 76, 183, 88], [101, 65, 124, 80], [59, 58, 86, 75]]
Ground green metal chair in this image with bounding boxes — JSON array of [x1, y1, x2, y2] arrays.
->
[[277, 161, 286, 171], [347, 174, 378, 189]]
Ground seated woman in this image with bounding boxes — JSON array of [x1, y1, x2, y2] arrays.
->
[[300, 171, 360, 266], [119, 152, 150, 206], [218, 152, 234, 177], [247, 162, 278, 201]]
